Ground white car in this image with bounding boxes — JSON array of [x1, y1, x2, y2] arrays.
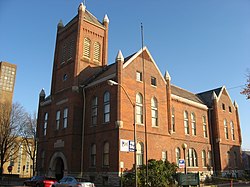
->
[[52, 176, 95, 187]]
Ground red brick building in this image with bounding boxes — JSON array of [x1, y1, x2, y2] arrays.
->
[[36, 3, 243, 186]]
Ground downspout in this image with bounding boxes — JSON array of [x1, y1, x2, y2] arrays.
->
[[208, 108, 216, 175], [80, 86, 86, 178]]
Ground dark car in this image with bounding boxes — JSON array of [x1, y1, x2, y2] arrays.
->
[[23, 176, 57, 187], [52, 176, 95, 187]]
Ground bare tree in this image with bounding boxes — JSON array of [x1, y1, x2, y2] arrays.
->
[[0, 102, 26, 177], [21, 112, 37, 176], [241, 70, 250, 99]]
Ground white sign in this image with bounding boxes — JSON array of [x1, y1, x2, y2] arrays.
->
[[179, 159, 185, 168], [120, 139, 134, 152]]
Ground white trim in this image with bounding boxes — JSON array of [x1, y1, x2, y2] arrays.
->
[[171, 94, 208, 110], [123, 46, 167, 84], [217, 86, 236, 110], [85, 73, 116, 88]]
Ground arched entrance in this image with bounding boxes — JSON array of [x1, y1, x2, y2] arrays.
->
[[49, 152, 68, 180], [55, 157, 64, 180]]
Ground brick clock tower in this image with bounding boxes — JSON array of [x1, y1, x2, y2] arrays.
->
[[37, 3, 110, 181]]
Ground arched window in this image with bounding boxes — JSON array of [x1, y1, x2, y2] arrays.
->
[[184, 111, 189, 135], [175, 147, 181, 166], [83, 37, 91, 58], [68, 39, 74, 59], [151, 97, 158, 127], [187, 148, 198, 167], [202, 150, 206, 167], [90, 144, 96, 167], [136, 93, 143, 124], [91, 96, 98, 126], [203, 116, 208, 138], [224, 119, 229, 139], [191, 113, 196, 135], [208, 151, 212, 167], [103, 92, 110, 123], [93, 42, 101, 62], [103, 142, 109, 166], [231, 121, 235, 140], [61, 43, 66, 63], [136, 142, 144, 166], [172, 107, 175, 132]]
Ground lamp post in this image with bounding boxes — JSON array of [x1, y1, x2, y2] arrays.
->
[[182, 143, 187, 174], [107, 80, 137, 187]]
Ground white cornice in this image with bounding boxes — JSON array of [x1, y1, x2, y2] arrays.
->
[[171, 94, 208, 110]]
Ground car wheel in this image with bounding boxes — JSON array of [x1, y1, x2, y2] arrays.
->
[[23, 183, 26, 186], [36, 184, 40, 187]]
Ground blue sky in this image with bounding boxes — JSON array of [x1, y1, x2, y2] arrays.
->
[[0, 0, 250, 149]]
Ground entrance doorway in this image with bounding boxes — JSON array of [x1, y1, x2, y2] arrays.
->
[[55, 157, 64, 180]]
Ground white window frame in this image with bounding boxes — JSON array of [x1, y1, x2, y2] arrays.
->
[[63, 108, 68, 128], [103, 92, 110, 123]]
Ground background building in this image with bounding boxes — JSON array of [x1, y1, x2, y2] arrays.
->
[[0, 61, 16, 104], [36, 3, 243, 186]]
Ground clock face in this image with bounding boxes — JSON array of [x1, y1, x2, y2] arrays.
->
[[0, 65, 16, 92]]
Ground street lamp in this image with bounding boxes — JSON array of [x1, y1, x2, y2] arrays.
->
[[182, 143, 187, 174], [107, 79, 137, 187]]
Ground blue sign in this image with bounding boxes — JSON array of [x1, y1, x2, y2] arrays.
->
[[179, 159, 185, 168], [129, 141, 135, 152]]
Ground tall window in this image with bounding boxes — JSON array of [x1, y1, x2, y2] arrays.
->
[[203, 116, 208, 138], [175, 147, 181, 166], [63, 108, 68, 128], [103, 92, 110, 123], [151, 97, 158, 127], [91, 96, 98, 126], [93, 42, 101, 62], [202, 150, 206, 167], [103, 142, 109, 166], [231, 121, 235, 140], [172, 107, 175, 132], [224, 119, 229, 139], [191, 113, 196, 135], [83, 37, 91, 58], [137, 142, 144, 166], [208, 151, 212, 167], [68, 39, 74, 60], [43, 113, 48, 136], [61, 43, 66, 63], [90, 144, 96, 167], [184, 111, 189, 135], [56, 111, 60, 130], [136, 93, 143, 124], [187, 148, 198, 167]]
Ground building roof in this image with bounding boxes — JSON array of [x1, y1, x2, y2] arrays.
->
[[171, 84, 205, 104], [197, 87, 223, 107], [84, 10, 105, 28]]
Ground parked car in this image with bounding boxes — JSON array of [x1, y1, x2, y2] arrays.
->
[[52, 176, 95, 187], [23, 176, 57, 187]]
